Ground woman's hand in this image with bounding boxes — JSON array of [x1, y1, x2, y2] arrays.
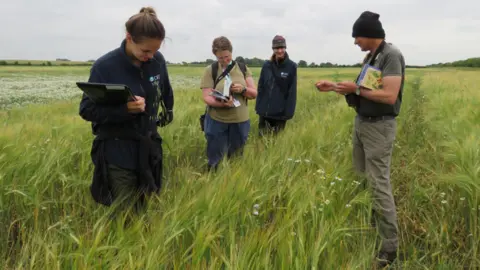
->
[[222, 95, 234, 107], [127, 96, 145, 113], [230, 83, 244, 94]]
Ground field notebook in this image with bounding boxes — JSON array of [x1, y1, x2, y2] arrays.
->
[[356, 64, 383, 90], [210, 90, 229, 102], [76, 82, 137, 105]]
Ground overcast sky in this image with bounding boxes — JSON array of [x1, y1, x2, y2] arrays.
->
[[1, 0, 478, 66]]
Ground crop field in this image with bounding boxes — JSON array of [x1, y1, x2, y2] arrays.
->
[[1, 64, 479, 269]]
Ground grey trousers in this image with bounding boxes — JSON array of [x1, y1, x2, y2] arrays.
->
[[353, 115, 399, 253]]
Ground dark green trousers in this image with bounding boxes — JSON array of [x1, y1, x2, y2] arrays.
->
[[107, 164, 145, 213]]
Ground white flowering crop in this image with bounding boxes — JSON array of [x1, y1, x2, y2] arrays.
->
[[0, 74, 200, 110]]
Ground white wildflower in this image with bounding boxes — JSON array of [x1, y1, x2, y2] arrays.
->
[[460, 197, 465, 201], [441, 200, 447, 204], [440, 192, 446, 197], [252, 210, 259, 216], [346, 204, 352, 208], [330, 182, 335, 186], [253, 204, 260, 209], [325, 200, 330, 205], [335, 176, 342, 181]]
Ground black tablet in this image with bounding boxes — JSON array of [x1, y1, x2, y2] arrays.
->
[[76, 82, 137, 105]]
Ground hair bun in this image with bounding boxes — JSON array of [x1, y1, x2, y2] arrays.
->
[[140, 7, 156, 16]]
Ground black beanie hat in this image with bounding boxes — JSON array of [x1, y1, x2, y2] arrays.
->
[[352, 11, 385, 38]]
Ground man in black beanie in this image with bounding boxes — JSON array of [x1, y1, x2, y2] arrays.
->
[[315, 10, 405, 268]]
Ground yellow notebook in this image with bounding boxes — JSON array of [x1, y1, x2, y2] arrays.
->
[[357, 64, 383, 90]]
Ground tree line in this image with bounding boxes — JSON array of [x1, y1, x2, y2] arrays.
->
[[426, 57, 480, 68], [1, 56, 478, 68], [168, 57, 434, 68], [170, 56, 364, 68]]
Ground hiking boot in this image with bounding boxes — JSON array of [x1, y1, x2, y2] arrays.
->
[[375, 250, 397, 269]]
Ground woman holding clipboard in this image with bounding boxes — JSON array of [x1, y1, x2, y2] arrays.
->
[[199, 36, 257, 172], [79, 6, 174, 213]]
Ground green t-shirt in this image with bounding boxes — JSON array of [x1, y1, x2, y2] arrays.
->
[[200, 62, 253, 123]]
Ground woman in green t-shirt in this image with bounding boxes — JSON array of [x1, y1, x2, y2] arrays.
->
[[199, 36, 257, 171]]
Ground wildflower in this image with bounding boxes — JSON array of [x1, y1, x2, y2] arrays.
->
[[304, 159, 311, 163], [253, 204, 260, 209], [287, 158, 293, 161], [295, 159, 301, 163], [335, 176, 342, 181], [346, 204, 351, 208], [440, 192, 446, 197], [253, 210, 259, 216], [325, 200, 330, 205], [460, 197, 465, 201], [330, 182, 335, 186], [441, 200, 447, 204]]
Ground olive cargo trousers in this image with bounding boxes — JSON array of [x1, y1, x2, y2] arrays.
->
[[353, 115, 399, 253]]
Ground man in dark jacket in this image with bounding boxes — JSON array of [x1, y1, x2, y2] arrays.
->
[[79, 33, 174, 209], [255, 35, 297, 136]]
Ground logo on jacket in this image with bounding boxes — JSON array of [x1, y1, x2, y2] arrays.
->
[[280, 72, 289, 78], [150, 74, 162, 98], [150, 74, 160, 82]]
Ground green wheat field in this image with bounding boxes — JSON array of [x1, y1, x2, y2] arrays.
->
[[1, 64, 479, 269]]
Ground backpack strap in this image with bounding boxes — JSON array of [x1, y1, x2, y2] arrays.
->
[[237, 62, 247, 79], [211, 61, 247, 82], [211, 61, 219, 85]]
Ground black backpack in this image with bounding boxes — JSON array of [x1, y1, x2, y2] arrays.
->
[[199, 61, 248, 131]]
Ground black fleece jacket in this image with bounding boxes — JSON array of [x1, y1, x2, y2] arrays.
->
[[255, 53, 297, 120], [79, 39, 174, 170]]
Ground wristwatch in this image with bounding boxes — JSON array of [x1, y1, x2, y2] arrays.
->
[[241, 87, 247, 95]]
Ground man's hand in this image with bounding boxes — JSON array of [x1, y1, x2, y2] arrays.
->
[[315, 80, 336, 92], [334, 81, 357, 95], [230, 83, 244, 94], [127, 96, 145, 113]]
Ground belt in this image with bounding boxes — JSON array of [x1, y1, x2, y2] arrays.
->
[[357, 115, 395, 122]]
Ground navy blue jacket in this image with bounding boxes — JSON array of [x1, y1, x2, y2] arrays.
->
[[79, 39, 174, 170], [255, 53, 297, 120]]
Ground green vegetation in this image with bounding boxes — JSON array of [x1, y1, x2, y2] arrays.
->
[[0, 65, 479, 269]]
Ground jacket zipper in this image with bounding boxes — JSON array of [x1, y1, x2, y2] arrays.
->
[[266, 62, 275, 117]]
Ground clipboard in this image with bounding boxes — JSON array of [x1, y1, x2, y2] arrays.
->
[[76, 82, 137, 105]]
